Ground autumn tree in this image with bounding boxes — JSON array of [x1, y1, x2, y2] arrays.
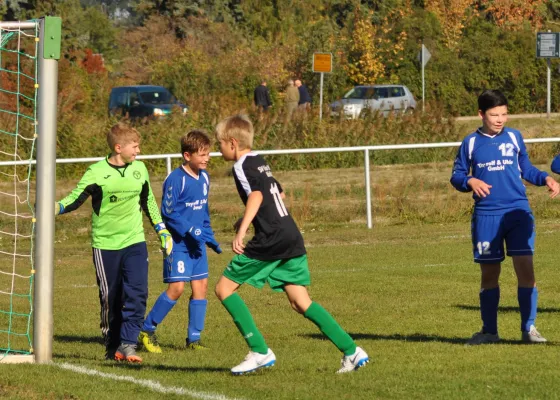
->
[[425, 0, 478, 48], [345, 10, 384, 84], [483, 0, 545, 31]]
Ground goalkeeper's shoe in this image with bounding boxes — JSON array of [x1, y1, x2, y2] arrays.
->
[[231, 348, 276, 375], [186, 339, 209, 351], [521, 325, 547, 343], [139, 331, 162, 353], [465, 330, 500, 346], [114, 343, 142, 363], [336, 346, 369, 374], [105, 346, 118, 360]]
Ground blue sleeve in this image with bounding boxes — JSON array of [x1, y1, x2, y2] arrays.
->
[[450, 140, 473, 192], [551, 154, 560, 174], [203, 177, 211, 229], [517, 134, 548, 186], [161, 174, 191, 238]]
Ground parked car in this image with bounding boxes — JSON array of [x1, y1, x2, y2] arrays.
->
[[330, 84, 416, 119], [108, 85, 188, 119]]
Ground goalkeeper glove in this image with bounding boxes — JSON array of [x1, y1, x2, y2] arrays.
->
[[55, 202, 64, 216], [154, 223, 173, 257]]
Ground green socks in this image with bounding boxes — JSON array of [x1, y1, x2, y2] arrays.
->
[[304, 302, 357, 356], [222, 295, 356, 356], [222, 293, 268, 354]]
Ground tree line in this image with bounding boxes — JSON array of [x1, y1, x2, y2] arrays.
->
[[2, 0, 560, 168]]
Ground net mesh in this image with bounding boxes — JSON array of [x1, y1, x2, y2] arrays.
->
[[0, 21, 39, 357]]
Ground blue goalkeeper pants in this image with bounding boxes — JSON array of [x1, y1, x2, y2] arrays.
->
[[92, 242, 148, 355]]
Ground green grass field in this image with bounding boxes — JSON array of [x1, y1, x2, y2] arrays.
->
[[2, 157, 560, 399]]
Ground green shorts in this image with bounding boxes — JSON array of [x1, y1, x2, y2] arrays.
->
[[223, 254, 311, 292]]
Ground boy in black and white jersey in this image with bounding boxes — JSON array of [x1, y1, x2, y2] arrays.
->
[[214, 114, 369, 375]]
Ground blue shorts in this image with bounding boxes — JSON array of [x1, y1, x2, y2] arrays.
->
[[471, 210, 535, 263], [163, 247, 208, 283]]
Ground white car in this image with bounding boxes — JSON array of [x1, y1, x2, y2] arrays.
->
[[330, 84, 417, 119]]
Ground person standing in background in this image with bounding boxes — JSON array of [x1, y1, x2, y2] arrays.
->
[[284, 79, 299, 121], [254, 80, 272, 112], [295, 79, 311, 111]]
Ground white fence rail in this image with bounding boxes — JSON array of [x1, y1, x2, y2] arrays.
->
[[2, 138, 560, 228]]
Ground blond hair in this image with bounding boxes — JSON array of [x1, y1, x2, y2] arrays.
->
[[107, 122, 140, 150], [215, 114, 254, 150], [180, 130, 211, 154]]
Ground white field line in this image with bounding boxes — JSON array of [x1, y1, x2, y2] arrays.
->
[[56, 362, 245, 400]]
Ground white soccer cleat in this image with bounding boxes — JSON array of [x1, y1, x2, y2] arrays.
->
[[522, 325, 547, 344], [231, 348, 276, 375], [465, 330, 500, 346], [337, 346, 369, 374]]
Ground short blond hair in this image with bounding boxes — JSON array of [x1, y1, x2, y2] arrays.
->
[[215, 114, 254, 150], [180, 130, 211, 154], [107, 122, 140, 150]]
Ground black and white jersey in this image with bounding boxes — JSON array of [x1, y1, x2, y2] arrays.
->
[[232, 153, 306, 261]]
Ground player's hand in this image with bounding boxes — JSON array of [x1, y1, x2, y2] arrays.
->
[[158, 229, 173, 257], [467, 178, 492, 198], [187, 225, 214, 245], [545, 176, 560, 198], [55, 202, 64, 216], [232, 232, 245, 255], [154, 223, 173, 257], [206, 237, 222, 254]]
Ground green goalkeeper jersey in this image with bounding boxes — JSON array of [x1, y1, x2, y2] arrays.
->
[[58, 156, 163, 250]]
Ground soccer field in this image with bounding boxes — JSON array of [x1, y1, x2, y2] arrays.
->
[[2, 163, 560, 399]]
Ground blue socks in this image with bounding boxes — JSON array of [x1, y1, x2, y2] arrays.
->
[[188, 298, 207, 343], [142, 291, 177, 332], [518, 287, 538, 332], [480, 287, 500, 335]]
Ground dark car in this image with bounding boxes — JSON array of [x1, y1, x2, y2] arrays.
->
[[108, 85, 188, 119]]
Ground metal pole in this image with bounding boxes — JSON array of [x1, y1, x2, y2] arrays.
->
[[166, 156, 172, 176], [547, 58, 551, 118], [34, 18, 58, 363], [422, 45, 425, 113], [0, 22, 37, 29], [364, 149, 372, 229], [319, 72, 324, 121]]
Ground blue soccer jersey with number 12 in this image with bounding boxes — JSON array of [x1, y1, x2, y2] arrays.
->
[[450, 127, 549, 215]]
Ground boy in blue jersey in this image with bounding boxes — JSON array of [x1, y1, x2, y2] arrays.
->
[[551, 155, 560, 175], [214, 114, 368, 375], [451, 89, 559, 345], [139, 130, 221, 353]]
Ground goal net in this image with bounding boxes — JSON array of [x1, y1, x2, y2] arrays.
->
[[0, 18, 60, 363]]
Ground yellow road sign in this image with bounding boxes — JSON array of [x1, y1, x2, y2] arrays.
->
[[313, 53, 332, 73]]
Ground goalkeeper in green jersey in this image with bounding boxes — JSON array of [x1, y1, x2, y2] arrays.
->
[[55, 122, 172, 363]]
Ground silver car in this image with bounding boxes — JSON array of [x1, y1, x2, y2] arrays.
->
[[330, 84, 417, 119]]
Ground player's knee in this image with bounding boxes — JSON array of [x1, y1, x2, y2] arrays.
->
[[214, 283, 226, 301], [289, 300, 305, 314], [167, 284, 185, 300]]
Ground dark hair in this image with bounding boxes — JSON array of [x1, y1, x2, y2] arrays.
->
[[180, 130, 211, 154], [478, 89, 508, 113]]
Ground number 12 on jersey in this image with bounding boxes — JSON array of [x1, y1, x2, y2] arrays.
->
[[270, 183, 288, 217]]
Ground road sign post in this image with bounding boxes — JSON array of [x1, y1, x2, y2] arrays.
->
[[417, 43, 431, 112], [313, 52, 333, 121], [536, 32, 560, 118]]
